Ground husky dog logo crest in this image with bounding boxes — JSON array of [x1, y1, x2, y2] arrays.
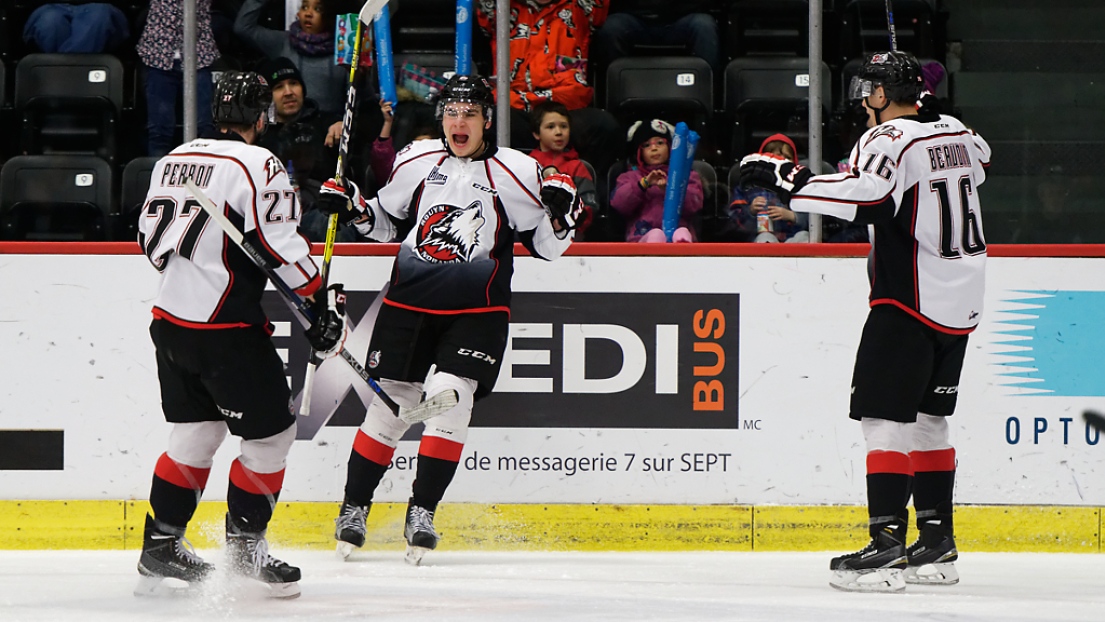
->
[[416, 201, 486, 263]]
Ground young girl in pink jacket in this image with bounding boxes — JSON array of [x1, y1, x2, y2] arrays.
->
[[610, 119, 703, 243]]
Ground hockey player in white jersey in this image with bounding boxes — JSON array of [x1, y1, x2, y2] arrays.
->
[[135, 71, 344, 598], [740, 50, 991, 593], [316, 74, 584, 564]]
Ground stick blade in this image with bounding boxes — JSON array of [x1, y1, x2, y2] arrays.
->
[[359, 0, 388, 22], [1083, 410, 1105, 432], [399, 390, 459, 424]]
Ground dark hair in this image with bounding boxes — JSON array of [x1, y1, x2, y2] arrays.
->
[[529, 100, 571, 134]]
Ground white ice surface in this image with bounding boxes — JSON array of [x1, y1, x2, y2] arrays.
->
[[1, 550, 1103, 621]]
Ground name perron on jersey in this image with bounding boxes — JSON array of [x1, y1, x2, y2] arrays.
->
[[138, 137, 319, 328], [791, 113, 992, 333], [368, 139, 572, 313]]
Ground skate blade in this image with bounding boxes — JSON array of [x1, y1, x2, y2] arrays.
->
[[262, 581, 301, 599], [405, 545, 431, 566], [399, 390, 459, 424], [829, 568, 906, 593], [336, 540, 357, 560], [133, 575, 199, 598], [905, 562, 959, 585]]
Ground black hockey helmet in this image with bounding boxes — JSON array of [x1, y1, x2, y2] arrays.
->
[[435, 73, 495, 122], [212, 71, 273, 126], [848, 50, 924, 104]]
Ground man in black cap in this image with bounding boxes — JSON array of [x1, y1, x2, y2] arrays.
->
[[256, 56, 358, 241]]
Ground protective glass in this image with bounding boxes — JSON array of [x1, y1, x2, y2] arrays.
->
[[848, 76, 876, 100]]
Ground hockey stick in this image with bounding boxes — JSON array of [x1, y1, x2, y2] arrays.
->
[[885, 0, 899, 52], [1084, 410, 1105, 433], [183, 178, 456, 423], [182, 178, 398, 413], [303, 1, 382, 415]]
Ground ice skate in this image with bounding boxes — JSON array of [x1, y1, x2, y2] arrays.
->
[[905, 522, 959, 585], [134, 513, 213, 597], [334, 500, 371, 560], [225, 514, 302, 599], [403, 503, 440, 566], [829, 523, 908, 593]]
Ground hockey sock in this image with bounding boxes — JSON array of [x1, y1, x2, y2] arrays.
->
[[866, 450, 913, 538], [410, 436, 464, 512], [227, 458, 284, 533], [910, 448, 956, 531], [345, 431, 395, 506], [149, 452, 211, 530]]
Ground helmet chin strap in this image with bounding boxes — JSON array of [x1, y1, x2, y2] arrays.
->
[[865, 95, 891, 125]]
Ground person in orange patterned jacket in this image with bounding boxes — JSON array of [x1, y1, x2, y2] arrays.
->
[[477, 0, 621, 176]]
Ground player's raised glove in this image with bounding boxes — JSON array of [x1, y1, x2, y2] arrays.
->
[[317, 178, 369, 226], [540, 173, 584, 231], [738, 153, 813, 202], [305, 284, 347, 358]]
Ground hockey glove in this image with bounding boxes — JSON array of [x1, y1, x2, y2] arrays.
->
[[540, 173, 584, 231], [317, 178, 368, 225], [738, 153, 813, 203], [305, 284, 347, 358]]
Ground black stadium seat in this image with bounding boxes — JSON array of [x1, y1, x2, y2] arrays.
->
[[119, 156, 160, 240], [0, 155, 115, 241], [723, 57, 831, 160], [606, 56, 713, 121], [15, 53, 124, 164]]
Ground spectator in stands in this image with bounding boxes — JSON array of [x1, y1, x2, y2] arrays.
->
[[592, 1, 720, 72], [610, 119, 702, 243], [235, 0, 347, 117], [476, 0, 622, 177], [528, 100, 596, 238], [352, 99, 442, 190], [23, 2, 130, 54], [254, 56, 355, 242], [730, 134, 810, 243], [138, 0, 218, 157]]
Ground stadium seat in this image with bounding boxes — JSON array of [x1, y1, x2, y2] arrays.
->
[[605, 56, 715, 160], [605, 56, 713, 122], [723, 56, 831, 161], [0, 155, 114, 241], [119, 156, 159, 240], [725, 0, 811, 59], [15, 53, 124, 164]]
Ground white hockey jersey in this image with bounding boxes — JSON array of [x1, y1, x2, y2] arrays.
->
[[139, 135, 320, 328], [791, 112, 991, 333], [367, 139, 572, 313]]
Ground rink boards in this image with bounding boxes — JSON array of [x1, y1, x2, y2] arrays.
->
[[1, 244, 1104, 550]]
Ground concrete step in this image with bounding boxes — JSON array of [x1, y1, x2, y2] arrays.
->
[[982, 140, 1105, 177], [959, 40, 1105, 72], [958, 106, 1105, 142], [946, 4, 1105, 41], [952, 71, 1105, 108]]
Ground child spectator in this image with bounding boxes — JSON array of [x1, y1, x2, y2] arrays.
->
[[23, 3, 129, 53], [364, 100, 442, 189], [137, 0, 218, 157], [610, 119, 703, 243], [235, 0, 347, 117], [528, 101, 597, 237], [730, 134, 810, 243]]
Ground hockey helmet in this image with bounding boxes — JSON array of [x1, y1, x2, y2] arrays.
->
[[848, 51, 924, 104], [212, 71, 274, 126], [436, 74, 495, 122]]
